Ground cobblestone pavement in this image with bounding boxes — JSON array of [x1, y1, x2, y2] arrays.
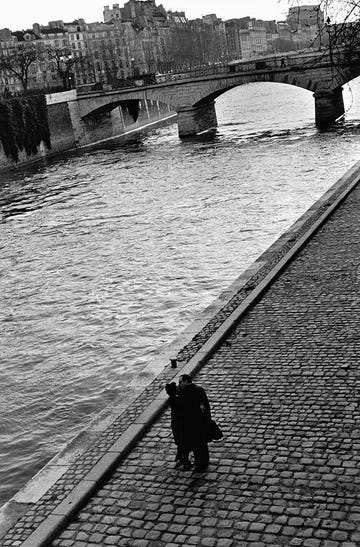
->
[[3, 169, 360, 547], [38, 181, 360, 546]]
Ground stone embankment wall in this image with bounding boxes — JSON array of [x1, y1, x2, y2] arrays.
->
[[0, 90, 175, 172]]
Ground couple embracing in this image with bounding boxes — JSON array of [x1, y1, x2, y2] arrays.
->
[[165, 374, 211, 473]]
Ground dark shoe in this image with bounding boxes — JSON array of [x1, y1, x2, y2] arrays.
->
[[183, 461, 193, 471], [194, 466, 207, 473], [174, 460, 182, 469]]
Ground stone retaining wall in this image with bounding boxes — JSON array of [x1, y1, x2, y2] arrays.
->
[[2, 159, 360, 545], [0, 91, 175, 173]]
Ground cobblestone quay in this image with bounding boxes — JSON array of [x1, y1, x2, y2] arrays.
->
[[4, 162, 360, 546]]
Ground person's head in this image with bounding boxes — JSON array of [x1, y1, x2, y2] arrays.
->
[[179, 374, 192, 388], [165, 382, 177, 397]]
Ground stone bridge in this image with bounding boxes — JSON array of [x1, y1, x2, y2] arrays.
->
[[77, 49, 360, 138]]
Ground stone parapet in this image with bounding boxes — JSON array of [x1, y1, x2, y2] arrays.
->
[[45, 90, 77, 105]]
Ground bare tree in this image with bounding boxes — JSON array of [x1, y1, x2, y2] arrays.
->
[[284, 0, 360, 87], [288, 0, 360, 53], [0, 43, 42, 91], [323, 0, 360, 64], [47, 47, 77, 91]]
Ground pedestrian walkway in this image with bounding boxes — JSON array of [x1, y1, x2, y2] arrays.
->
[[3, 161, 360, 546]]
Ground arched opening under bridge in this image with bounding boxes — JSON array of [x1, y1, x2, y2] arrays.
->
[[178, 78, 347, 138], [214, 82, 315, 135]]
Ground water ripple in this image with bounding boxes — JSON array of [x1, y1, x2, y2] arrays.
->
[[1, 81, 360, 505]]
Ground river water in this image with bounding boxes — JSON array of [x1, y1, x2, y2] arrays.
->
[[1, 81, 360, 506]]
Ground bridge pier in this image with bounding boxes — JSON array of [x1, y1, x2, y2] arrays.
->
[[314, 88, 345, 127], [111, 107, 123, 135], [177, 101, 217, 138]]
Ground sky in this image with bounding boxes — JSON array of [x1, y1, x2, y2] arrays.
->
[[1, 0, 320, 31]]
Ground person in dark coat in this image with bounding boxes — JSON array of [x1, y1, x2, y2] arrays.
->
[[178, 374, 212, 472], [165, 382, 191, 469]]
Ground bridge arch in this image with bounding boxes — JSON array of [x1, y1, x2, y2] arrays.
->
[[191, 72, 318, 109], [172, 72, 322, 137], [77, 52, 360, 137], [77, 70, 321, 121], [175, 70, 352, 136]]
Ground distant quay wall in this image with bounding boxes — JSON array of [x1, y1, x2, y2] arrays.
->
[[0, 90, 176, 172]]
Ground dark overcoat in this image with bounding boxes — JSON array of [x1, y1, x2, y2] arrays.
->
[[168, 394, 183, 447], [178, 383, 211, 450]]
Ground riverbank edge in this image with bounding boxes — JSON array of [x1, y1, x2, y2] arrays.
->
[[2, 159, 360, 545], [0, 95, 176, 175]]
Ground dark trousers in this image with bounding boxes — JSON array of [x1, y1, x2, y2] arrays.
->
[[193, 440, 209, 471]]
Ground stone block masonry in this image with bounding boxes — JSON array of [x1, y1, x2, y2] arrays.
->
[[2, 156, 360, 544], [314, 88, 345, 126], [177, 101, 218, 138], [49, 160, 360, 546], [0, 91, 176, 173], [76, 51, 356, 138]]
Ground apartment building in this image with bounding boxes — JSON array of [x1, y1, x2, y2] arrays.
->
[[287, 4, 324, 30], [0, 29, 22, 93], [0, 1, 324, 96], [226, 18, 267, 61], [104, 0, 167, 25]]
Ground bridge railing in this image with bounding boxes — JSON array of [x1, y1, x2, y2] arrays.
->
[[155, 63, 230, 83], [153, 51, 327, 82], [77, 47, 360, 95]]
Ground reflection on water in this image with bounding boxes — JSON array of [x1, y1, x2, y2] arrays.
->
[[1, 81, 360, 505]]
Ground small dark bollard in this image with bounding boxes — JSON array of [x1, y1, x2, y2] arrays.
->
[[170, 358, 177, 368]]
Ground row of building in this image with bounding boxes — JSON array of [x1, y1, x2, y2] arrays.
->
[[0, 1, 326, 95]]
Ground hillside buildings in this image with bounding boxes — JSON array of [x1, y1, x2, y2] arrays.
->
[[0, 1, 325, 96]]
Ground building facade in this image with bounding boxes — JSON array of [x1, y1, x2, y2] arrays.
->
[[0, 1, 325, 96]]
